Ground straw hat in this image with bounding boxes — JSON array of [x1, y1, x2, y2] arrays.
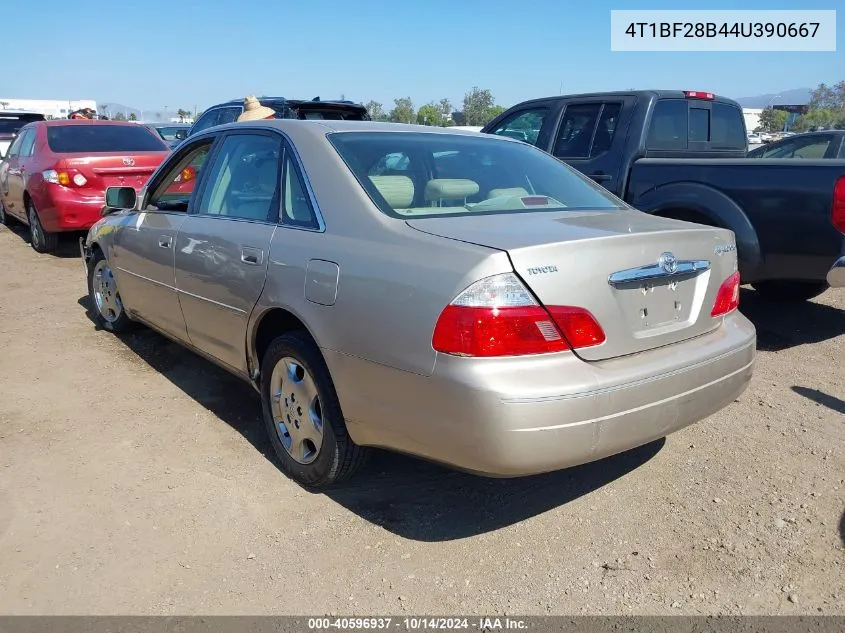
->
[[237, 95, 276, 122]]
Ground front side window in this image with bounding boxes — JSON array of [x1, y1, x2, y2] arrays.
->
[[198, 133, 282, 221], [553, 103, 601, 158], [488, 107, 548, 145], [329, 132, 625, 219], [146, 141, 213, 212], [216, 107, 241, 126]]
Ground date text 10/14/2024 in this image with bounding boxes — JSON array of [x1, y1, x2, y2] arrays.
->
[[307, 617, 528, 630]]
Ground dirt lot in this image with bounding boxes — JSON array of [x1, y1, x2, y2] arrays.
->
[[0, 224, 843, 616]]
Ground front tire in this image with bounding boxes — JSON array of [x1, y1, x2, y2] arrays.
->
[[87, 248, 133, 333], [27, 200, 59, 253], [752, 280, 829, 302], [260, 331, 368, 488]]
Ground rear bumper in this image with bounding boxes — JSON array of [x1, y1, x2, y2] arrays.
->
[[331, 312, 757, 477], [37, 187, 105, 232], [827, 256, 845, 288]]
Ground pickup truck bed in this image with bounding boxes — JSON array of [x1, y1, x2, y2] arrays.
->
[[482, 90, 845, 301]]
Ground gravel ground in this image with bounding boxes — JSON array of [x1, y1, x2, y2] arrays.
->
[[0, 224, 843, 616]]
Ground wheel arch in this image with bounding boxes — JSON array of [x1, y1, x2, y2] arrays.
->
[[248, 306, 322, 383], [632, 182, 764, 281]]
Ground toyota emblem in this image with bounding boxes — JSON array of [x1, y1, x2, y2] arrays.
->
[[122, 157, 135, 167], [658, 252, 678, 274]]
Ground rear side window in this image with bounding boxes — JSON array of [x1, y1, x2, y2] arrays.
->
[[710, 103, 746, 150], [19, 129, 37, 157], [647, 99, 687, 150], [47, 125, 168, 153], [554, 104, 601, 158]]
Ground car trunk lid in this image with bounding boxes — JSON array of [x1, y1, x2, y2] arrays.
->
[[407, 209, 739, 361], [56, 152, 168, 191]]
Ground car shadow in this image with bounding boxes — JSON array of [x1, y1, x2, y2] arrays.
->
[[791, 386, 845, 415], [5, 223, 83, 258], [78, 295, 666, 542], [840, 509, 845, 547], [739, 287, 845, 352]]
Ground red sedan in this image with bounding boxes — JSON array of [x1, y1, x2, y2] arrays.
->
[[0, 120, 170, 252]]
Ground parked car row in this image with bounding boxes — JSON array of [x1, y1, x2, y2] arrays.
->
[[3, 88, 843, 490]]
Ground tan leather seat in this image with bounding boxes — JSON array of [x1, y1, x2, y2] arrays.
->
[[369, 175, 415, 209], [487, 187, 529, 199], [424, 178, 479, 206]]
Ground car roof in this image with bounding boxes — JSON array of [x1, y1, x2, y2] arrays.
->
[[42, 119, 144, 127], [507, 89, 740, 107], [207, 119, 515, 137], [211, 96, 366, 108]]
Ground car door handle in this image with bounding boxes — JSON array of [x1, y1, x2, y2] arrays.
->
[[590, 172, 612, 182], [241, 247, 263, 265], [158, 235, 172, 248]]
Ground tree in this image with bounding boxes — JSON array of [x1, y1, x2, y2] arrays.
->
[[0, 101, 8, 110], [462, 87, 495, 126], [756, 108, 788, 133], [484, 105, 506, 124], [98, 104, 108, 118], [176, 108, 190, 122], [128, 112, 137, 121], [416, 102, 441, 126], [461, 87, 506, 126], [809, 81, 845, 110], [364, 100, 385, 121], [438, 98, 452, 124], [389, 97, 415, 124], [113, 112, 127, 121]]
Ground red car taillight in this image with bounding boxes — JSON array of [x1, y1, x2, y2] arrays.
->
[[832, 176, 845, 234], [711, 271, 741, 317], [42, 169, 87, 187], [431, 273, 605, 357]]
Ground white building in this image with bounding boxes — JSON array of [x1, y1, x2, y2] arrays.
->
[[0, 98, 98, 119], [743, 108, 762, 133]]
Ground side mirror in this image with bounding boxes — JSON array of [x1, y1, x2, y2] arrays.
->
[[102, 186, 137, 216]]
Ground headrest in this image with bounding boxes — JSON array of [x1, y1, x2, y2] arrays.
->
[[487, 187, 529, 199], [424, 178, 480, 202], [369, 175, 414, 208]]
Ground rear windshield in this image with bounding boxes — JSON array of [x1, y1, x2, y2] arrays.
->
[[47, 124, 168, 153], [0, 114, 44, 135], [647, 99, 746, 150], [328, 132, 625, 219]]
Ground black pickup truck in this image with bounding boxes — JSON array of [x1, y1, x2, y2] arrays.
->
[[481, 90, 845, 301]]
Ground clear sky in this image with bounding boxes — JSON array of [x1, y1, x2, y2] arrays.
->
[[3, 0, 842, 112]]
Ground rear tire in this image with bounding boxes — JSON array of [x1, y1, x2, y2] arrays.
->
[[260, 330, 368, 488], [27, 200, 59, 253], [752, 280, 829, 302], [87, 248, 134, 333]]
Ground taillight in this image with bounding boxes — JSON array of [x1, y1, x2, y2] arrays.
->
[[832, 176, 845, 234], [42, 169, 87, 187], [711, 271, 741, 317], [431, 273, 605, 357]]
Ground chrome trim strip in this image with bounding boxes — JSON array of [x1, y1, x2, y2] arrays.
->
[[176, 288, 247, 314], [117, 267, 175, 290], [608, 259, 710, 286], [116, 267, 246, 314]]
